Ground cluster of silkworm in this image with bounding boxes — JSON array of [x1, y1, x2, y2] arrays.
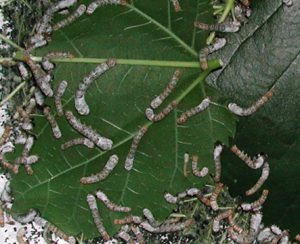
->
[[86, 0, 128, 15]]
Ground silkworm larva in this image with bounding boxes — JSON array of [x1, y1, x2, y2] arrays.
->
[[16, 227, 26, 244], [158, 219, 193, 233], [210, 183, 224, 211], [196, 194, 211, 207], [140, 221, 158, 233], [1, 161, 18, 174], [0, 126, 10, 146], [228, 91, 273, 116], [61, 138, 94, 150], [164, 192, 178, 204], [183, 152, 189, 177], [86, 194, 110, 241], [75, 59, 116, 115], [241, 189, 269, 211], [228, 214, 244, 234], [231, 145, 265, 169], [42, 52, 74, 71], [24, 165, 33, 175], [191, 155, 209, 177], [53, 4, 86, 31], [17, 62, 29, 80], [170, 0, 181, 12], [86, 0, 127, 15], [145, 101, 177, 122], [199, 38, 226, 70], [212, 209, 233, 232], [65, 110, 113, 150], [131, 225, 145, 244], [21, 136, 34, 157], [95, 190, 131, 212], [43, 107, 61, 139], [250, 212, 262, 234], [150, 70, 180, 109], [80, 154, 118, 184], [177, 97, 210, 124], [143, 208, 160, 227], [12, 208, 37, 224], [34, 88, 45, 106], [54, 80, 68, 116], [187, 188, 201, 196], [213, 144, 223, 182], [194, 21, 241, 32], [245, 162, 269, 196], [0, 202, 4, 227], [25, 98, 36, 115], [124, 126, 147, 171], [117, 224, 134, 244], [270, 225, 282, 235], [114, 216, 142, 225]]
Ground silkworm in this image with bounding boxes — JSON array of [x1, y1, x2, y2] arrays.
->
[[271, 225, 282, 235], [17, 62, 29, 80], [231, 145, 265, 169], [118, 225, 134, 244], [183, 152, 189, 177], [187, 188, 201, 196], [43, 107, 61, 139], [75, 59, 116, 115], [199, 38, 226, 70], [65, 110, 113, 150], [0, 126, 10, 146], [131, 225, 145, 244], [0, 202, 4, 227], [34, 88, 45, 106], [61, 137, 94, 151], [164, 192, 178, 204], [86, 0, 127, 15], [86, 194, 110, 241], [212, 209, 233, 232], [124, 126, 147, 171], [228, 91, 273, 116], [26, 40, 48, 52], [241, 189, 269, 211], [170, 0, 181, 12], [25, 98, 36, 115], [16, 227, 26, 244], [114, 216, 142, 225], [53, 4, 86, 31], [158, 219, 193, 233], [191, 155, 209, 177], [80, 154, 118, 184], [196, 194, 211, 207], [145, 101, 177, 122], [21, 136, 34, 157], [177, 97, 210, 124], [150, 70, 180, 109], [250, 212, 262, 234], [95, 190, 131, 212], [194, 21, 241, 32], [245, 162, 269, 196], [210, 183, 224, 211], [1, 161, 18, 174], [282, 0, 292, 6], [143, 208, 160, 227], [12, 208, 37, 224], [228, 215, 244, 234], [42, 52, 74, 71], [54, 80, 68, 117], [213, 144, 223, 182], [15, 155, 39, 165], [1, 181, 12, 203], [234, 4, 248, 23]]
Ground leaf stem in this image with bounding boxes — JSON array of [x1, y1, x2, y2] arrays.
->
[[0, 81, 26, 106], [0, 34, 24, 51]]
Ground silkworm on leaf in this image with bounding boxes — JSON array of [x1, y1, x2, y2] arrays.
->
[[250, 212, 262, 234], [12, 208, 37, 224], [196, 194, 211, 207], [131, 225, 145, 244], [118, 225, 134, 244], [0, 202, 4, 227], [186, 188, 201, 196], [95, 190, 131, 212], [194, 21, 241, 32], [124, 126, 147, 171], [25, 98, 36, 115], [145, 101, 177, 122], [231, 145, 265, 169], [245, 162, 269, 196], [17, 62, 29, 80], [16, 227, 26, 244], [53, 4, 86, 31], [164, 192, 178, 204], [86, 0, 127, 15], [34, 88, 45, 106], [80, 154, 118, 184], [21, 136, 34, 158], [1, 161, 18, 174], [183, 152, 189, 177], [210, 183, 224, 211], [213, 144, 223, 182], [212, 209, 233, 232], [170, 0, 181, 12], [191, 155, 209, 177], [114, 216, 142, 225], [42, 52, 74, 71], [61, 137, 94, 151], [75, 59, 116, 115], [228, 91, 273, 116], [43, 107, 61, 139], [65, 110, 113, 150], [158, 219, 193, 233], [228, 214, 244, 234], [143, 208, 160, 227], [241, 189, 269, 211], [54, 80, 68, 117], [177, 97, 210, 124]]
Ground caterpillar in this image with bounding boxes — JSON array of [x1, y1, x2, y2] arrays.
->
[[117, 225, 134, 244], [194, 21, 241, 32], [16, 155, 39, 165], [250, 212, 262, 234], [140, 219, 193, 233], [53, 4, 86, 31], [21, 136, 34, 157], [86, 0, 127, 15], [186, 188, 201, 196], [124, 126, 148, 171], [34, 88, 45, 106], [61, 138, 94, 150], [95, 190, 131, 212], [114, 216, 142, 225], [0, 126, 11, 146], [42, 52, 74, 71], [75, 59, 116, 115], [43, 107, 62, 139], [1, 182, 12, 203], [145, 101, 177, 122], [213, 144, 223, 182], [241, 189, 269, 211], [25, 98, 36, 115], [234, 4, 249, 23], [196, 194, 211, 207], [231, 145, 265, 169], [143, 208, 160, 227], [163, 191, 187, 204], [17, 62, 29, 80], [16, 106, 32, 131], [80, 154, 118, 184], [86, 194, 110, 241], [54, 80, 68, 117], [12, 208, 37, 224], [210, 183, 224, 211], [170, 0, 181, 12], [16, 227, 26, 244], [131, 225, 145, 244], [228, 91, 273, 116], [65, 110, 113, 150], [228, 214, 244, 234], [177, 97, 210, 124], [212, 209, 233, 232], [282, 0, 293, 6], [245, 162, 269, 196], [191, 155, 209, 177], [183, 152, 189, 177], [199, 38, 226, 70], [15, 133, 27, 145], [1, 161, 18, 174], [0, 202, 4, 227], [26, 40, 48, 52]]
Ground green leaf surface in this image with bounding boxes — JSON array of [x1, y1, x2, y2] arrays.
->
[[206, 0, 300, 234], [11, 0, 236, 239]]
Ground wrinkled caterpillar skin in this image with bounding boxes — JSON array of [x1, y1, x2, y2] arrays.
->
[[241, 189, 269, 211], [80, 154, 118, 184], [61, 137, 94, 150], [114, 216, 142, 225], [1, 161, 18, 174], [210, 183, 224, 211], [177, 97, 210, 124], [75, 59, 116, 115], [213, 144, 223, 182], [191, 155, 209, 177], [212, 209, 233, 232], [87, 0, 127, 15], [194, 21, 241, 32], [145, 101, 177, 122], [54, 80, 68, 117], [245, 162, 269, 196], [34, 88, 45, 106], [228, 214, 244, 234], [43, 107, 61, 139], [197, 194, 211, 207], [53, 4, 86, 31], [95, 190, 131, 212], [170, 0, 181, 12], [124, 126, 148, 171], [250, 212, 262, 234], [228, 91, 273, 116]]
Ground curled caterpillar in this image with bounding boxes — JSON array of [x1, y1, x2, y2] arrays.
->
[[241, 189, 269, 211], [212, 209, 233, 232], [0, 202, 4, 227], [177, 97, 210, 124], [245, 162, 269, 196], [228, 91, 273, 116], [87, 0, 127, 15], [210, 183, 224, 211], [16, 106, 32, 131], [170, 0, 181, 12], [43, 106, 61, 139], [65, 110, 113, 150], [143, 208, 160, 227], [61, 137, 94, 150], [213, 144, 223, 182], [12, 208, 37, 224], [53, 4, 86, 31], [80, 154, 118, 184], [75, 59, 116, 115], [95, 190, 131, 212], [86, 194, 110, 241], [54, 80, 68, 117], [145, 101, 177, 122], [114, 215, 142, 225], [16, 227, 26, 244], [191, 155, 209, 177], [42, 52, 74, 71], [183, 152, 189, 177], [124, 126, 147, 171], [194, 21, 241, 32], [231, 145, 265, 169]]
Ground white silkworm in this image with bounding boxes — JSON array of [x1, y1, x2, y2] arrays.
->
[[245, 162, 269, 196], [0, 202, 4, 227], [1, 182, 12, 203], [26, 40, 47, 52], [86, 194, 110, 241], [271, 225, 282, 235], [42, 52, 74, 71], [186, 188, 201, 196], [194, 21, 241, 32], [22, 136, 34, 157], [282, 0, 293, 6], [250, 212, 262, 234], [95, 190, 131, 212], [54, 80, 68, 117], [164, 192, 178, 204], [16, 227, 26, 244], [15, 133, 27, 145], [75, 59, 116, 115], [241, 189, 269, 211], [43, 106, 61, 139], [131, 225, 145, 244], [140, 221, 158, 232], [170, 0, 181, 12], [80, 154, 118, 184], [143, 208, 160, 227], [114, 216, 142, 225], [191, 155, 209, 177], [124, 126, 148, 171], [25, 98, 36, 115], [177, 97, 210, 124], [212, 209, 233, 232], [183, 152, 189, 177], [145, 101, 177, 122], [34, 88, 45, 106], [117, 225, 134, 243], [213, 144, 223, 182], [61, 137, 94, 150], [13, 208, 37, 224], [1, 161, 18, 174], [231, 145, 265, 169], [86, 0, 127, 15], [210, 183, 224, 211], [17, 62, 29, 80], [228, 91, 273, 116], [65, 110, 113, 150], [140, 219, 193, 233]]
